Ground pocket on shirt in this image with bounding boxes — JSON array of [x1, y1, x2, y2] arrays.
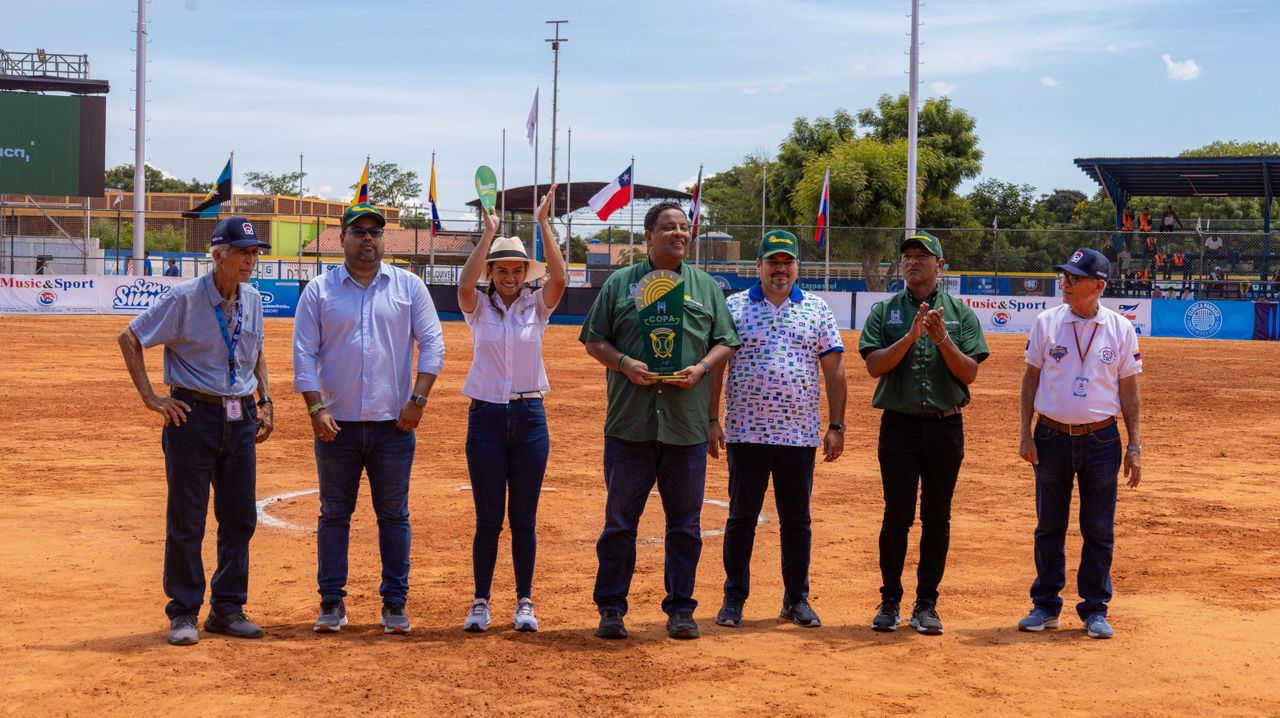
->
[[476, 318, 504, 343]]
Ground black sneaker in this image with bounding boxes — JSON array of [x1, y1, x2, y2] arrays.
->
[[595, 610, 628, 640], [910, 603, 944, 635], [715, 599, 744, 627], [314, 599, 347, 633], [666, 612, 700, 640], [780, 599, 821, 628], [204, 611, 264, 639], [871, 600, 901, 632]]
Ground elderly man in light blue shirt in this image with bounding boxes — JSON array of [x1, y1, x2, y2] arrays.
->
[[293, 202, 444, 636]]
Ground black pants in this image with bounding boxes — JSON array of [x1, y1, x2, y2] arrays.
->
[[877, 410, 965, 607], [722, 442, 817, 606]]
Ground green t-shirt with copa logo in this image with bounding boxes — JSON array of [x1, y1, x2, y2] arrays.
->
[[858, 288, 989, 416]]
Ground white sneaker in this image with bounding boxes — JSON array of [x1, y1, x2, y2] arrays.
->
[[463, 598, 490, 632], [513, 597, 539, 632]]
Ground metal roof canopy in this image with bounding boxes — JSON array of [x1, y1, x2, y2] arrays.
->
[[1075, 156, 1278, 278], [464, 182, 691, 217]]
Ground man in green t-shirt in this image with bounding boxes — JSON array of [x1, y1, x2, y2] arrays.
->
[[579, 201, 741, 641], [858, 231, 989, 636]]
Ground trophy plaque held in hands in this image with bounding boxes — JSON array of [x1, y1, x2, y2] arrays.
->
[[632, 269, 685, 381]]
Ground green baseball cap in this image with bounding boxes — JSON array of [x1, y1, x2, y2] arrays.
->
[[342, 202, 386, 228], [758, 230, 800, 259], [900, 230, 944, 260]]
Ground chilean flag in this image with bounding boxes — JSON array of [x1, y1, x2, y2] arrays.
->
[[815, 166, 830, 248], [588, 163, 633, 221], [688, 167, 703, 241]]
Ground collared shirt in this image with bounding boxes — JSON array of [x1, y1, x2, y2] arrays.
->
[[858, 287, 989, 415], [129, 272, 263, 397], [292, 262, 445, 422], [1025, 303, 1142, 425], [580, 258, 741, 446], [724, 282, 844, 447], [462, 286, 554, 403]]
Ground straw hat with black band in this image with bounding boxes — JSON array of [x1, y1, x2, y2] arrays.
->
[[484, 236, 546, 284]]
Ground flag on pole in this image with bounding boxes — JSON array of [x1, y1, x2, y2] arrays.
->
[[428, 159, 442, 237], [182, 158, 232, 218], [351, 159, 370, 204], [688, 167, 703, 242], [526, 89, 539, 148], [587, 163, 633, 221], [815, 166, 830, 247]]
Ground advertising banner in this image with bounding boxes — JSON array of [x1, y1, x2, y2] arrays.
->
[[1100, 298, 1152, 336], [0, 275, 182, 314], [251, 278, 301, 318], [1255, 303, 1280, 341], [856, 293, 1145, 335], [1153, 299, 1255, 340]]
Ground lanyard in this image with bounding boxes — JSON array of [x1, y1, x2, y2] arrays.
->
[[1071, 321, 1099, 364], [214, 299, 243, 387]]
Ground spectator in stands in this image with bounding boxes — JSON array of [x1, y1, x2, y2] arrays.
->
[[1138, 208, 1153, 234], [1120, 208, 1134, 251], [1154, 250, 1169, 280], [1228, 240, 1242, 274], [34, 257, 50, 275], [1172, 248, 1188, 283], [1143, 234, 1158, 264], [1160, 206, 1181, 233], [1151, 285, 1164, 299], [164, 259, 181, 277], [1117, 247, 1133, 273], [1180, 285, 1193, 300], [1208, 266, 1224, 282], [144, 250, 154, 276], [1203, 235, 1224, 271]]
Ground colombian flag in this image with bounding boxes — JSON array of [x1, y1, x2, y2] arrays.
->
[[182, 158, 232, 218], [815, 166, 830, 248], [429, 159, 442, 237], [351, 160, 370, 205]]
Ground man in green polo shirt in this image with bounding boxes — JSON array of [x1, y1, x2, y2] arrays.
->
[[580, 201, 740, 641], [858, 230, 988, 635]]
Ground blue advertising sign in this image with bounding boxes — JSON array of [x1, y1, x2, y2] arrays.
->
[[251, 278, 301, 318], [1152, 299, 1254, 340]]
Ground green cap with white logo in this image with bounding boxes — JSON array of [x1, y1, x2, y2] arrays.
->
[[758, 229, 800, 259], [900, 230, 944, 260]]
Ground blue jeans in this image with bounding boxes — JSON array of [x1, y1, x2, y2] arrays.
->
[[594, 437, 706, 616], [1030, 421, 1122, 619], [723, 443, 816, 605], [315, 420, 415, 605], [465, 398, 549, 600], [161, 397, 258, 618]]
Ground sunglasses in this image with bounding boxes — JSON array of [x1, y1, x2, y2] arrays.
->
[[346, 227, 385, 239]]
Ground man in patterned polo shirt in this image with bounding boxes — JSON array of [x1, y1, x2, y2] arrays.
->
[[707, 230, 847, 629], [858, 231, 988, 635]]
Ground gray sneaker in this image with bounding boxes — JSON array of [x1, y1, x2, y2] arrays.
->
[[463, 598, 490, 632], [167, 615, 199, 646], [1017, 608, 1060, 632], [204, 611, 264, 639], [381, 603, 411, 635], [871, 601, 900, 632], [909, 604, 944, 635], [314, 599, 347, 633], [513, 597, 539, 632], [1084, 613, 1114, 639], [780, 599, 822, 628]]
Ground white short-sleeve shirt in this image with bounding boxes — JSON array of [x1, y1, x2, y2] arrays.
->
[[462, 286, 553, 403], [1025, 303, 1142, 425]]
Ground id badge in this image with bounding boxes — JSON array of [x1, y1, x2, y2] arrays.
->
[[1072, 376, 1089, 398], [224, 396, 244, 421]]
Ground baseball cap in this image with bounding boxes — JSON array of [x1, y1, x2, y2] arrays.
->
[[211, 217, 270, 249], [758, 230, 800, 259], [342, 202, 387, 228], [900, 231, 944, 260], [1053, 248, 1110, 279]]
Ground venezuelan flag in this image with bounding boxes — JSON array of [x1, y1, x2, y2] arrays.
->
[[429, 159, 442, 237], [351, 160, 370, 204], [1132, 350, 1142, 361]]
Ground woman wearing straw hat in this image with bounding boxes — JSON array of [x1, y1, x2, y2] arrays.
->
[[456, 185, 566, 632]]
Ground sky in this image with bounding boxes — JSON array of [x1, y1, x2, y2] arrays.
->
[[7, 0, 1278, 222]]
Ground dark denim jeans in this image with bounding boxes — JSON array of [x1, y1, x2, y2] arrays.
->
[[723, 442, 816, 606], [594, 437, 706, 616], [1030, 421, 1122, 619], [315, 420, 415, 605], [877, 410, 965, 607], [161, 397, 258, 619], [465, 398, 550, 600]]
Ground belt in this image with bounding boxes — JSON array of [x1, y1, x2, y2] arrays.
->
[[1037, 415, 1116, 436], [890, 407, 962, 419], [509, 391, 544, 401], [173, 388, 252, 406]]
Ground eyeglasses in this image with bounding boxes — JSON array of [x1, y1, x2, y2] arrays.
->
[[1058, 273, 1101, 286], [346, 227, 384, 239]]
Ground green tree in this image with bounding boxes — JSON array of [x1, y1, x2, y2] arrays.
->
[[769, 110, 858, 225], [351, 161, 422, 208], [244, 170, 307, 196], [103, 164, 208, 193], [90, 219, 187, 252], [856, 93, 983, 205], [700, 151, 772, 227], [1038, 189, 1087, 225]]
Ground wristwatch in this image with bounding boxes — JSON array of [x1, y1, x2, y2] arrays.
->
[[411, 394, 427, 407], [257, 397, 272, 407], [828, 423, 845, 433]]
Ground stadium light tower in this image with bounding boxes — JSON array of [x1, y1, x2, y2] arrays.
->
[[545, 20, 568, 201]]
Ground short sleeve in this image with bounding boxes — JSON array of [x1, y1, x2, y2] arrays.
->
[[1025, 315, 1045, 368], [858, 300, 887, 358], [532, 286, 555, 322], [816, 299, 844, 356], [128, 289, 181, 349], [957, 305, 989, 363], [579, 278, 616, 344], [1117, 321, 1143, 378], [708, 285, 741, 349]]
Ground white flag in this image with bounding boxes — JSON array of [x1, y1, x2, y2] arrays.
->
[[526, 89, 539, 148]]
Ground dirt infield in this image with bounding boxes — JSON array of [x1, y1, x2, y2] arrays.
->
[[1, 314, 1277, 717]]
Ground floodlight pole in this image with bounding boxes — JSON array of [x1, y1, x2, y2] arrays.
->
[[905, 0, 920, 235], [132, 0, 147, 276], [297, 153, 304, 273], [545, 21, 568, 194]]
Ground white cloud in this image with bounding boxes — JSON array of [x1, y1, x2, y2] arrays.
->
[[677, 174, 699, 192], [1162, 53, 1201, 81], [1041, 76, 1060, 87], [1106, 44, 1120, 53], [741, 86, 759, 95], [930, 81, 956, 96], [767, 84, 787, 94]]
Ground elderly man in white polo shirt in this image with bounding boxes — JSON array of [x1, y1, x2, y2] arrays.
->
[[707, 230, 847, 629], [1017, 247, 1143, 639]]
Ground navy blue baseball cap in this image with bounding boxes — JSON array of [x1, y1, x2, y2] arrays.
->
[[211, 217, 270, 249], [1053, 247, 1109, 279]]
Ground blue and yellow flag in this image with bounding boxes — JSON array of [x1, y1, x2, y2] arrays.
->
[[182, 158, 232, 218], [351, 159, 370, 205], [429, 159, 442, 237]]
